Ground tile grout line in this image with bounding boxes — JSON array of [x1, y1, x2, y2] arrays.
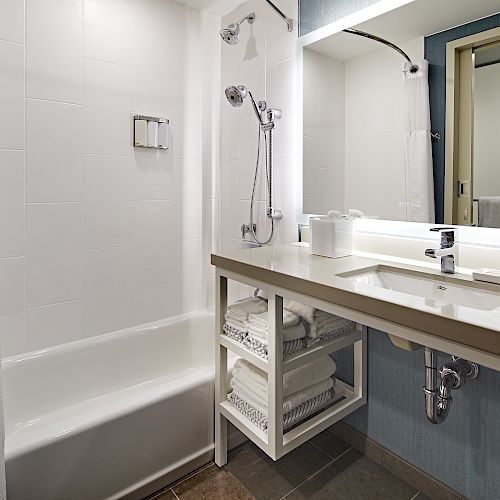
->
[[308, 438, 342, 460], [279, 446, 353, 499], [171, 489, 180, 500], [409, 492, 421, 500], [169, 461, 215, 491]]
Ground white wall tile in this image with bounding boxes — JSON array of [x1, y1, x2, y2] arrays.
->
[[221, 160, 240, 239], [26, 0, 83, 104], [0, 150, 24, 257], [0, 257, 25, 356], [83, 58, 132, 156], [0, 0, 24, 44], [178, 159, 203, 239], [26, 300, 83, 351], [83, 154, 131, 249], [132, 147, 175, 201], [129, 283, 175, 326], [0, 41, 24, 149], [26, 203, 83, 307], [170, 238, 204, 313], [84, 0, 132, 66], [83, 247, 130, 336], [129, 200, 178, 288], [26, 99, 83, 202]]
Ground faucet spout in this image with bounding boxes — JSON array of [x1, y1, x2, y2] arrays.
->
[[425, 228, 457, 274]]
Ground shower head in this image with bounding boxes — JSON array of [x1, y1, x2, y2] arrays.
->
[[225, 85, 247, 107], [219, 12, 255, 45], [224, 85, 266, 125], [219, 24, 239, 45]]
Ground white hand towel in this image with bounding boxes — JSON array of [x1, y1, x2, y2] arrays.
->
[[226, 296, 267, 322], [248, 309, 299, 330], [283, 299, 316, 324], [309, 317, 352, 339], [225, 318, 248, 333], [230, 377, 334, 415], [234, 356, 336, 397], [248, 322, 307, 344]]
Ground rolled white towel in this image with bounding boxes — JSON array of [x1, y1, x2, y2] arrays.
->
[[230, 376, 334, 415], [226, 296, 267, 322], [248, 322, 307, 344], [248, 309, 299, 330], [233, 356, 336, 397]]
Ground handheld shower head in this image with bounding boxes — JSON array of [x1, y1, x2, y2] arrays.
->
[[225, 85, 247, 107], [219, 12, 255, 45]]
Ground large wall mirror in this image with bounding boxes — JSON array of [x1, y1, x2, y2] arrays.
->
[[298, 0, 500, 227]]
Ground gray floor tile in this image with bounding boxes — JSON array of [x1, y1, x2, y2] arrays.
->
[[148, 489, 177, 500], [413, 493, 431, 500], [285, 449, 419, 500], [225, 441, 332, 500], [173, 464, 254, 499], [310, 429, 351, 459]]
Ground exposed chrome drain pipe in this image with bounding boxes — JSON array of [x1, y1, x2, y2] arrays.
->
[[423, 347, 479, 424]]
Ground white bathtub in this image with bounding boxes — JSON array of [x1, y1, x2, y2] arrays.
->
[[2, 310, 225, 500]]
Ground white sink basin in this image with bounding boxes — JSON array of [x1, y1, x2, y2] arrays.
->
[[340, 266, 500, 312]]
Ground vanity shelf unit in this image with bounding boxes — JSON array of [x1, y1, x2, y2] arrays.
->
[[215, 268, 367, 465]]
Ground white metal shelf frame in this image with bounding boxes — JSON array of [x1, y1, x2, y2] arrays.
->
[[215, 267, 368, 465]]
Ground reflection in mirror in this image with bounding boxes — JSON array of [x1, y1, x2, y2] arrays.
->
[[302, 32, 434, 222], [474, 42, 500, 227]]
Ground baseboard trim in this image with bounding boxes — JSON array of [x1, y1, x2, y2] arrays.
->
[[331, 422, 467, 500]]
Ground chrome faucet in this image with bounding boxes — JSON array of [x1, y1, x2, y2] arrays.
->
[[425, 227, 456, 274]]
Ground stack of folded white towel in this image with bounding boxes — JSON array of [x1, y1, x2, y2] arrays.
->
[[283, 299, 355, 343], [228, 356, 336, 432], [223, 296, 355, 358]]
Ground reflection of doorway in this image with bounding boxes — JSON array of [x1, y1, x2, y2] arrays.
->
[[444, 27, 500, 226], [473, 41, 500, 226]]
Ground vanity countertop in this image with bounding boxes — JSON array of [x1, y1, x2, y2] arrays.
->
[[212, 243, 500, 357]]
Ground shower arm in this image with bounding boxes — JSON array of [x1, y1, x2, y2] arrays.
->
[[343, 28, 419, 73], [263, 0, 294, 32]]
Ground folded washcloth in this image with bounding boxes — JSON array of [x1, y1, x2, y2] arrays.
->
[[248, 322, 307, 344], [248, 309, 299, 330], [233, 356, 336, 397], [283, 299, 316, 324], [309, 317, 352, 339], [225, 318, 249, 333], [230, 376, 334, 415], [225, 296, 268, 322]]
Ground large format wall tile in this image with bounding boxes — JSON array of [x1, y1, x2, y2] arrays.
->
[[26, 0, 83, 104], [0, 41, 24, 149], [26, 203, 83, 307], [0, 0, 24, 44], [26, 99, 83, 202], [0, 150, 24, 258]]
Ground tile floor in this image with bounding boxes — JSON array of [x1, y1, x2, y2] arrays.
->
[[147, 428, 431, 500]]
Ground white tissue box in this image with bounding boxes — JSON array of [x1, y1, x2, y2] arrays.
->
[[310, 216, 353, 258]]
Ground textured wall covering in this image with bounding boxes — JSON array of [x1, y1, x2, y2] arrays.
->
[[299, 0, 379, 35], [425, 14, 500, 223], [335, 331, 500, 499], [300, 4, 500, 498]]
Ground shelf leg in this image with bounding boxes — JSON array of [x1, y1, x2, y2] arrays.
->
[[268, 293, 284, 460], [354, 326, 368, 403], [215, 271, 228, 466]]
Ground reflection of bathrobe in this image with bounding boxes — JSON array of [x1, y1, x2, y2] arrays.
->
[[478, 197, 500, 228]]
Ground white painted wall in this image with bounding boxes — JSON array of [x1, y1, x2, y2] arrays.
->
[[474, 62, 500, 198], [303, 49, 345, 215], [0, 0, 211, 356]]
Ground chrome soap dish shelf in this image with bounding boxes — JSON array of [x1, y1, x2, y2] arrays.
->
[[133, 114, 170, 150]]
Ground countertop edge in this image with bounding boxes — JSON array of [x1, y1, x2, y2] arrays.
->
[[211, 253, 500, 358]]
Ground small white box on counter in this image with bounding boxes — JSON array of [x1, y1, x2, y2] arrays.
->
[[310, 215, 353, 258]]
